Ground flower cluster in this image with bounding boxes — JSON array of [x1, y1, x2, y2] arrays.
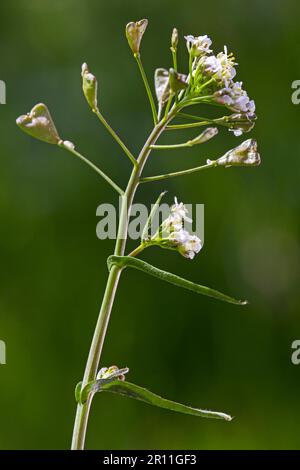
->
[[96, 365, 128, 381], [158, 198, 202, 260], [185, 35, 212, 56], [186, 35, 256, 132]]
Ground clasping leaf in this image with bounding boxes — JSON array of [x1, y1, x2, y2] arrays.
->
[[76, 367, 232, 421], [107, 255, 248, 305]]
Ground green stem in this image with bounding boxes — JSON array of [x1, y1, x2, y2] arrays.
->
[[71, 108, 177, 450], [171, 49, 178, 72], [59, 143, 124, 195], [150, 142, 191, 150], [167, 121, 211, 130], [164, 93, 174, 120], [140, 160, 218, 183], [94, 109, 137, 167], [197, 77, 215, 92], [128, 244, 146, 257], [171, 49, 178, 104], [134, 53, 158, 125], [71, 264, 122, 449], [177, 112, 215, 122]]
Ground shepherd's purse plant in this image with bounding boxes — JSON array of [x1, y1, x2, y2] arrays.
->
[[16, 19, 260, 449]]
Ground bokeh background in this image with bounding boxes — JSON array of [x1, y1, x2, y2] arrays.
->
[[0, 0, 300, 450]]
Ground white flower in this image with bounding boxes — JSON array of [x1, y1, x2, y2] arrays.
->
[[163, 198, 192, 233], [201, 55, 222, 75], [169, 228, 203, 260], [182, 235, 203, 259], [199, 46, 236, 84], [169, 228, 190, 245], [216, 46, 237, 82], [185, 34, 212, 56], [171, 197, 192, 222], [216, 81, 255, 115], [153, 197, 202, 260], [229, 128, 243, 137]]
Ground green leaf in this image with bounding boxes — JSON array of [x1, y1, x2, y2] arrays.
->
[[83, 379, 232, 421], [75, 381, 83, 403], [77, 367, 129, 404], [107, 255, 247, 305]]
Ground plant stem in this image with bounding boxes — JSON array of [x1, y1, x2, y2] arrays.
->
[[151, 142, 191, 150], [60, 144, 124, 195], [167, 121, 211, 130], [140, 160, 218, 183], [128, 244, 145, 257], [71, 109, 176, 450], [134, 53, 158, 125], [94, 109, 137, 167]]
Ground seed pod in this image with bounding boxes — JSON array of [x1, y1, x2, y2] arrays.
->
[[154, 68, 170, 105], [169, 68, 188, 93], [125, 19, 148, 55], [188, 127, 218, 146], [215, 139, 261, 167], [16, 103, 61, 144]]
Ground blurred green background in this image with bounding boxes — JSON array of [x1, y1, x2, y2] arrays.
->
[[0, 0, 300, 450]]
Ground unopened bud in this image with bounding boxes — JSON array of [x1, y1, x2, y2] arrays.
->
[[211, 139, 261, 167], [171, 28, 178, 51], [125, 19, 148, 55], [188, 127, 218, 146], [16, 103, 61, 144], [81, 63, 98, 111]]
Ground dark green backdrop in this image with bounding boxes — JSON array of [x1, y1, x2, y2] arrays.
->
[[0, 0, 300, 449]]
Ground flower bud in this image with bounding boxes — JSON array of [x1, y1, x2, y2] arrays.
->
[[96, 365, 129, 382], [16, 103, 61, 144], [125, 19, 148, 55], [188, 127, 218, 146], [171, 27, 178, 51], [169, 68, 188, 93], [212, 139, 261, 167], [81, 63, 98, 111]]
